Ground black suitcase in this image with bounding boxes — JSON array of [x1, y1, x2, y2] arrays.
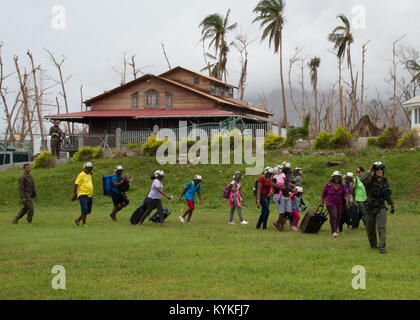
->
[[300, 206, 328, 234], [130, 200, 147, 225], [149, 208, 171, 223]]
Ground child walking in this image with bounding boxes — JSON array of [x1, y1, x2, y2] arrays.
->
[[290, 186, 305, 232], [179, 175, 203, 224], [227, 172, 248, 225]]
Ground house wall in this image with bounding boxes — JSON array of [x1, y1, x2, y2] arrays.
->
[[89, 77, 216, 111], [163, 69, 212, 92]]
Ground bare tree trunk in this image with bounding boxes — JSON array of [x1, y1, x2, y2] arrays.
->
[[338, 57, 344, 128], [45, 49, 71, 133], [279, 31, 287, 126], [27, 50, 45, 140], [161, 42, 172, 70], [360, 41, 371, 117], [288, 52, 304, 123], [129, 55, 137, 79], [14, 56, 33, 147]]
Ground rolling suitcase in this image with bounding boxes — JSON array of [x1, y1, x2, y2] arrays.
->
[[149, 208, 171, 223], [130, 199, 147, 225], [300, 206, 328, 234]]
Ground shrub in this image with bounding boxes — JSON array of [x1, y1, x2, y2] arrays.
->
[[314, 131, 334, 150], [264, 132, 285, 150], [73, 146, 104, 162], [367, 137, 378, 147], [377, 126, 402, 149], [397, 129, 419, 148], [33, 151, 55, 169], [328, 127, 353, 149], [126, 142, 142, 150], [141, 135, 167, 156]]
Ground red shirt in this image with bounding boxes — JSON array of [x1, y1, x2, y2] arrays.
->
[[258, 176, 272, 197]]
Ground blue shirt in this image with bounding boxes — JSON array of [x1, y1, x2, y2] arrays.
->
[[112, 174, 122, 194], [184, 181, 201, 201]]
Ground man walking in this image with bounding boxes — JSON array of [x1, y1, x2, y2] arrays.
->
[[354, 167, 368, 228], [72, 162, 94, 227], [12, 164, 38, 224], [109, 165, 130, 221], [360, 162, 395, 254], [49, 120, 63, 158]]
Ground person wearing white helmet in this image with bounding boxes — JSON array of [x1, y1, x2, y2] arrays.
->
[[360, 162, 395, 254], [272, 162, 296, 232], [320, 171, 349, 238], [256, 167, 274, 230], [137, 170, 174, 227], [72, 162, 94, 227], [109, 165, 130, 221], [354, 167, 368, 227], [178, 175, 203, 224], [226, 171, 248, 225], [290, 186, 305, 232]]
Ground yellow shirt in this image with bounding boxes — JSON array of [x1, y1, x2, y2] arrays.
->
[[75, 171, 93, 198]]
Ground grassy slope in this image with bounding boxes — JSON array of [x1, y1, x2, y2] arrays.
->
[[0, 148, 419, 300]]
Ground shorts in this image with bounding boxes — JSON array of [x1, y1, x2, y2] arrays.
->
[[111, 191, 128, 206], [274, 195, 292, 214], [186, 199, 195, 211], [78, 195, 93, 215]]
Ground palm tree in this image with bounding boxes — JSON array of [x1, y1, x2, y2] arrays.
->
[[408, 60, 420, 83], [199, 9, 237, 80], [308, 57, 321, 134], [253, 0, 288, 126], [287, 113, 311, 147], [328, 14, 355, 128]]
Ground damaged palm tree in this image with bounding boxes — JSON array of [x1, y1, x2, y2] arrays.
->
[[351, 114, 382, 137]]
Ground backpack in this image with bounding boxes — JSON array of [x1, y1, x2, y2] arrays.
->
[[102, 175, 113, 196], [118, 179, 130, 193], [222, 184, 231, 199]]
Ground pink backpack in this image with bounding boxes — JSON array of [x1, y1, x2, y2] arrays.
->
[[222, 184, 231, 199]]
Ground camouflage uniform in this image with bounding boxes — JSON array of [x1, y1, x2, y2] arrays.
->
[[16, 174, 37, 223], [49, 125, 63, 158], [360, 172, 394, 250]]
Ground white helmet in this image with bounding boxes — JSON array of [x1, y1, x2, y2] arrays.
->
[[154, 170, 165, 178], [233, 171, 242, 179], [84, 162, 94, 168], [115, 165, 123, 172], [264, 167, 274, 175], [294, 186, 304, 193], [194, 175, 203, 181], [345, 172, 354, 178], [281, 162, 291, 169], [331, 171, 342, 177]]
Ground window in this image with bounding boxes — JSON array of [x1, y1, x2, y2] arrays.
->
[[415, 107, 420, 124], [228, 88, 233, 98], [194, 75, 200, 85], [166, 91, 173, 109], [107, 119, 125, 134], [211, 84, 216, 95], [131, 92, 138, 110], [145, 89, 159, 108]]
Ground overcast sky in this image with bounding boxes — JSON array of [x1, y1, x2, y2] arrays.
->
[[1, 0, 419, 130]]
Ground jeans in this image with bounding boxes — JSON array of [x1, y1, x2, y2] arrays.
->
[[78, 195, 93, 215], [256, 195, 270, 229], [356, 201, 367, 227]]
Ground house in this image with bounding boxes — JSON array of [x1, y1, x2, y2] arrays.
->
[[403, 96, 420, 131], [45, 66, 273, 135]]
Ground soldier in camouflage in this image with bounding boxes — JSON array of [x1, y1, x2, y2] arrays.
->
[[49, 120, 63, 158], [360, 161, 395, 254], [12, 164, 38, 224]]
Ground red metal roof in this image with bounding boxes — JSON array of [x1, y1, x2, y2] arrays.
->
[[45, 108, 235, 120]]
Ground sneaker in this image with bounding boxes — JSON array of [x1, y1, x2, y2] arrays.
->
[[332, 232, 338, 238], [137, 222, 142, 227], [11, 218, 18, 225], [379, 248, 387, 254], [73, 219, 80, 226], [110, 213, 116, 221], [240, 220, 249, 225], [292, 226, 299, 232], [228, 221, 236, 225], [179, 216, 185, 224]]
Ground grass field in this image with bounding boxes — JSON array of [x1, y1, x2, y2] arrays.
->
[[1, 148, 419, 300]]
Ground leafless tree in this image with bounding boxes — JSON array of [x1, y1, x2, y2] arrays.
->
[[45, 49, 72, 133], [234, 34, 256, 101], [161, 42, 172, 70]]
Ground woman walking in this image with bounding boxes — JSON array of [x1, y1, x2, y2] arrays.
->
[[137, 170, 173, 227], [320, 171, 349, 238], [256, 167, 274, 230], [227, 171, 248, 225]]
